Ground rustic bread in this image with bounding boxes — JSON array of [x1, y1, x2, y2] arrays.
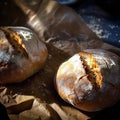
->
[[0, 26, 48, 84], [55, 49, 120, 112]]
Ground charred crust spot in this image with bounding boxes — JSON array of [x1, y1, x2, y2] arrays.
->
[[0, 27, 28, 58]]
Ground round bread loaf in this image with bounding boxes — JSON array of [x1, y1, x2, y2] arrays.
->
[[55, 49, 120, 112], [0, 26, 48, 84]]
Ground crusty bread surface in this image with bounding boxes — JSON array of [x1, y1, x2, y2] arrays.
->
[[55, 49, 120, 112], [0, 27, 48, 84]]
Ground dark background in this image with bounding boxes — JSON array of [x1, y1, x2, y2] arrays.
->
[[57, 0, 120, 48]]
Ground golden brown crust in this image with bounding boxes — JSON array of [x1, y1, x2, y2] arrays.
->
[[79, 51, 102, 88], [0, 26, 48, 84], [55, 49, 120, 112], [0, 27, 28, 58]]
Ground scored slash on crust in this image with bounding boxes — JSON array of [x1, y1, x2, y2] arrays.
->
[[0, 27, 28, 58], [79, 52, 102, 88]]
